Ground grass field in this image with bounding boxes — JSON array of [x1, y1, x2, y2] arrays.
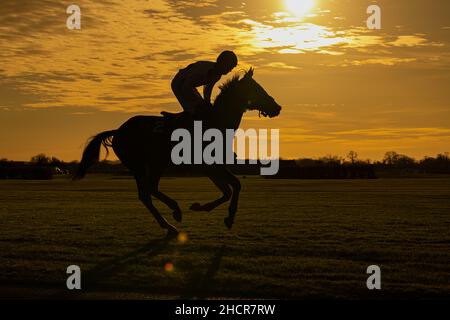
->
[[0, 175, 449, 299]]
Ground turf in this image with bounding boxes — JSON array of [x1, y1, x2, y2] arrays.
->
[[0, 175, 449, 299]]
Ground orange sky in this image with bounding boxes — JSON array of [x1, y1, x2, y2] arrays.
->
[[0, 0, 449, 161]]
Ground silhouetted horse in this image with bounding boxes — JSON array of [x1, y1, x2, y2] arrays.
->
[[74, 68, 281, 237]]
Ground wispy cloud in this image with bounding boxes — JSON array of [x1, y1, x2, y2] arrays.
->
[[351, 57, 417, 66], [333, 128, 450, 139]]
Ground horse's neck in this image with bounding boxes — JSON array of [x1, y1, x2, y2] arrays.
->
[[212, 90, 245, 131]]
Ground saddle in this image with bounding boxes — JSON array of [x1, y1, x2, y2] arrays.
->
[[161, 111, 184, 118], [157, 111, 193, 133], [159, 108, 213, 132]]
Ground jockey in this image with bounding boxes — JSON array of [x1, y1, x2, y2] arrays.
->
[[170, 51, 238, 119]]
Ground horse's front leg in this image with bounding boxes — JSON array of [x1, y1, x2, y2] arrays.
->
[[153, 190, 182, 222], [222, 169, 241, 230], [192, 166, 241, 229], [190, 172, 231, 212]]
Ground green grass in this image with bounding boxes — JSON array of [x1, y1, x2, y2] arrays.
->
[[0, 175, 449, 299]]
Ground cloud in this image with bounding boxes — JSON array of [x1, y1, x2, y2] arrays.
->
[[264, 62, 299, 70], [332, 128, 450, 139], [1, 0, 450, 161], [351, 58, 417, 66], [1, 0, 448, 113], [389, 35, 428, 47]]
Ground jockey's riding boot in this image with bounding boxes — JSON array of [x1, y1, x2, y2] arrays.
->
[[193, 105, 213, 123], [160, 111, 189, 130], [172, 112, 194, 130]]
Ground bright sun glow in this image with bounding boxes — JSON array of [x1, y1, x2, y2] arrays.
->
[[285, 0, 315, 17]]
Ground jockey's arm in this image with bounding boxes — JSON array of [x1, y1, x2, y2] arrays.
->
[[203, 72, 221, 106], [203, 81, 216, 106]]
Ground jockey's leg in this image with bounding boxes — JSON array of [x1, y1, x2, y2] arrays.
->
[[171, 73, 186, 111], [180, 84, 199, 115]]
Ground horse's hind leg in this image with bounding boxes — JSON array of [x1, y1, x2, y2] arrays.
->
[[151, 177, 182, 222], [190, 173, 231, 212], [135, 173, 179, 238], [222, 169, 241, 230]]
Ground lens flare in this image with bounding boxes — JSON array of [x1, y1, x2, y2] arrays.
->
[[164, 262, 174, 272], [177, 232, 188, 243]]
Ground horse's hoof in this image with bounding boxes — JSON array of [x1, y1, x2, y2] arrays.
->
[[166, 226, 179, 239], [224, 217, 234, 230], [190, 203, 202, 211], [172, 208, 182, 222]]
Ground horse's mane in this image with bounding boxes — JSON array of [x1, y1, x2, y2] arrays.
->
[[218, 74, 241, 93], [214, 69, 251, 107], [213, 75, 240, 107]]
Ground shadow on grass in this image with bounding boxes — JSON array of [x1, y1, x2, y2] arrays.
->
[[52, 237, 171, 299], [1, 239, 227, 299], [179, 245, 225, 299]]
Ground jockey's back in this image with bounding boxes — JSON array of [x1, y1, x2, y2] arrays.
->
[[175, 61, 219, 88]]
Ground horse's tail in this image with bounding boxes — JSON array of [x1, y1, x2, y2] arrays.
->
[[73, 130, 117, 180]]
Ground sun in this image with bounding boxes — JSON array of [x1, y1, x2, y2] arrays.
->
[[285, 0, 315, 17]]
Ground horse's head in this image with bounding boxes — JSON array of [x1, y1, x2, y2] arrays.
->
[[239, 68, 282, 118]]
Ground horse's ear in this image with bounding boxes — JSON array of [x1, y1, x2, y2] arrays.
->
[[243, 67, 254, 80], [247, 67, 254, 78]]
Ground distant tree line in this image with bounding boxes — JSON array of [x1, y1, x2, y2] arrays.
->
[[0, 154, 70, 179], [0, 151, 449, 179], [269, 151, 450, 179], [378, 151, 450, 173]]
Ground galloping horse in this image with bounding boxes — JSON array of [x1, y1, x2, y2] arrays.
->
[[74, 68, 281, 237]]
